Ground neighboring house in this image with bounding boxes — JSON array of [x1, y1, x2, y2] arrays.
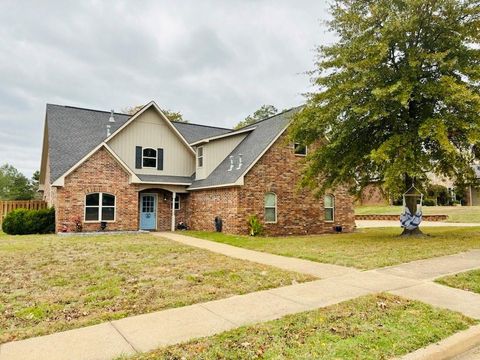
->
[[39, 101, 355, 235], [467, 164, 480, 206]]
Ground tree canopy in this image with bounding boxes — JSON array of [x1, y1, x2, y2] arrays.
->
[[123, 105, 188, 123], [290, 0, 480, 198], [0, 164, 36, 200], [234, 105, 278, 129]]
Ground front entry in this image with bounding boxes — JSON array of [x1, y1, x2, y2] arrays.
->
[[140, 193, 157, 230]]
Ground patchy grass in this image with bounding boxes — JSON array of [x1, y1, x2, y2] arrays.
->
[[186, 227, 480, 270], [0, 233, 313, 343], [436, 270, 480, 294], [126, 294, 475, 360], [356, 205, 480, 223]]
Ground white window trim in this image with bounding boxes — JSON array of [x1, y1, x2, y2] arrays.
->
[[264, 192, 277, 224], [293, 143, 308, 156], [173, 195, 180, 210], [142, 147, 157, 168], [197, 146, 204, 168], [324, 194, 335, 222], [84, 192, 116, 223]]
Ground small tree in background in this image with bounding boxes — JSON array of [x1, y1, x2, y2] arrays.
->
[[122, 105, 188, 123], [290, 0, 480, 234], [234, 105, 278, 129], [0, 164, 35, 200]]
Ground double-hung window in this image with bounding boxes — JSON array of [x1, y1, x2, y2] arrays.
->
[[197, 147, 204, 168], [173, 195, 180, 210], [142, 148, 157, 168], [85, 193, 115, 222], [264, 192, 277, 223], [324, 194, 335, 222]]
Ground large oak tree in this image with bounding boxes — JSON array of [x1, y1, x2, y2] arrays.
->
[[291, 0, 480, 206]]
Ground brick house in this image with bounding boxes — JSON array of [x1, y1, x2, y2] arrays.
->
[[39, 101, 355, 235]]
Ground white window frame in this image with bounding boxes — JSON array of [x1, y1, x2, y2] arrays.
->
[[142, 148, 157, 168], [197, 146, 204, 168], [173, 194, 180, 210], [324, 194, 335, 222], [84, 192, 116, 222], [293, 143, 308, 156], [264, 192, 277, 224]]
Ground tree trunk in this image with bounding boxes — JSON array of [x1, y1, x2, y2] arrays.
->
[[401, 227, 423, 236], [401, 174, 424, 236]]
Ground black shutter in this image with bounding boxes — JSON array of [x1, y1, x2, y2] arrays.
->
[[135, 146, 142, 169], [157, 148, 164, 170]]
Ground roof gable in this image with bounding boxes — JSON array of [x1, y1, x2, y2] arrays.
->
[[106, 101, 195, 155], [43, 102, 233, 183], [188, 107, 302, 190]]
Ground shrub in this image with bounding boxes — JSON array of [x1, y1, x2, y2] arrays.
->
[[247, 214, 263, 236], [2, 208, 55, 235], [423, 198, 436, 206]]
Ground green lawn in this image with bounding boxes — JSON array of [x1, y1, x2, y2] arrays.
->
[[0, 233, 313, 343], [436, 270, 480, 294], [125, 294, 475, 360], [355, 205, 480, 223], [185, 227, 480, 270]]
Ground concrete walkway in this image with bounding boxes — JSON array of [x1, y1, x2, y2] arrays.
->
[[356, 220, 480, 228], [155, 232, 359, 279], [1, 234, 480, 360]]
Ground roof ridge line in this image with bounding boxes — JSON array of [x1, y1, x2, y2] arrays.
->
[[46, 103, 233, 130], [171, 121, 232, 131], [239, 105, 303, 129]]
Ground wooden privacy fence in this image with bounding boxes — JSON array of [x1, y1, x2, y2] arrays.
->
[[0, 200, 48, 225]]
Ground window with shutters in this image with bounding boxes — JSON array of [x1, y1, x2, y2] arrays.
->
[[142, 148, 157, 168], [85, 193, 115, 222]]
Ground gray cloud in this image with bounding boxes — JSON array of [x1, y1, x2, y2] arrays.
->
[[0, 0, 333, 177]]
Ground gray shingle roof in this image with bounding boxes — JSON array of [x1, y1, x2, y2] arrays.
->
[[136, 174, 193, 184], [171, 122, 231, 144], [45, 104, 232, 182], [47, 104, 131, 182], [188, 107, 301, 189]]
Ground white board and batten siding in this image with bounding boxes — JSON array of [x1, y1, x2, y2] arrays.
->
[[108, 108, 195, 177], [195, 133, 248, 180]]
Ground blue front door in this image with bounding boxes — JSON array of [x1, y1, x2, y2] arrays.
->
[[140, 194, 157, 230]]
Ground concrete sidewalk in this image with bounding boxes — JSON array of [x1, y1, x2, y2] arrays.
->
[[1, 233, 480, 360]]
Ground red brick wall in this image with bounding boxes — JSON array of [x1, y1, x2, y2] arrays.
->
[[239, 134, 355, 235], [188, 187, 241, 233], [55, 147, 139, 232], [51, 133, 355, 235], [189, 133, 355, 236]]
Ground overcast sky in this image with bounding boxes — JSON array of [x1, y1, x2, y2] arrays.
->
[[0, 0, 334, 177]]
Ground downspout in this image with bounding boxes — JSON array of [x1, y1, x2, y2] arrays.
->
[[171, 191, 176, 231]]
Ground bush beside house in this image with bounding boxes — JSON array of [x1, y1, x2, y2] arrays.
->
[[2, 208, 55, 235]]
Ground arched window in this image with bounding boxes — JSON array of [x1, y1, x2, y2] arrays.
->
[[324, 194, 335, 222], [264, 192, 277, 223], [85, 193, 115, 222], [142, 148, 157, 168]]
